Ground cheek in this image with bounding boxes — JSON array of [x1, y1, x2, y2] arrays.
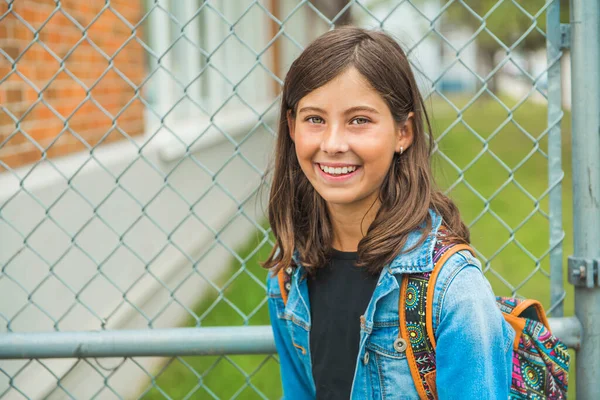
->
[[354, 139, 395, 166], [293, 134, 319, 162], [366, 155, 394, 182], [352, 141, 395, 184], [292, 139, 317, 181]]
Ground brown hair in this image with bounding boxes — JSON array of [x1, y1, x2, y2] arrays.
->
[[263, 26, 469, 275]]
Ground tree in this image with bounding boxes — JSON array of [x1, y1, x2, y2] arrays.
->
[[311, 0, 353, 26], [443, 0, 569, 91]]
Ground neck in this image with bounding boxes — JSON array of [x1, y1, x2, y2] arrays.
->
[[327, 194, 381, 252]]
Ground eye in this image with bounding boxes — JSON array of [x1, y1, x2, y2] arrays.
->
[[306, 116, 324, 124], [351, 117, 370, 125]]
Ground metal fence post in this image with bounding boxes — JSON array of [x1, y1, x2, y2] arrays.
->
[[546, 0, 565, 318], [569, 0, 600, 397]]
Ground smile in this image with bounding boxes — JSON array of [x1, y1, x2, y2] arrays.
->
[[315, 163, 361, 181], [319, 164, 357, 175]]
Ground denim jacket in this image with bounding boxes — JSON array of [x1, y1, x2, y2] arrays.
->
[[267, 209, 516, 399]]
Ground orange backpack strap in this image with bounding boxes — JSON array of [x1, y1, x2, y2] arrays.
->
[[277, 265, 295, 305], [425, 243, 474, 349], [399, 233, 474, 400]]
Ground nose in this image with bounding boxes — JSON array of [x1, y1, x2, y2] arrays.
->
[[320, 124, 349, 154]]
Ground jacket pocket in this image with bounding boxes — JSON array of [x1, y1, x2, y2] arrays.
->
[[364, 323, 420, 399], [366, 322, 407, 360]]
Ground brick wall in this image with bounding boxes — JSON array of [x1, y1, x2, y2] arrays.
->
[[0, 0, 146, 170]]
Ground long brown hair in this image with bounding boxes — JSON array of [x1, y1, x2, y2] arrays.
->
[[263, 27, 469, 275]]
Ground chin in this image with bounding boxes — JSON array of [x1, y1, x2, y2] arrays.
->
[[316, 190, 359, 206]]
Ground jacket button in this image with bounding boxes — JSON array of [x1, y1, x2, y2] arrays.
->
[[393, 337, 408, 353], [363, 351, 369, 365]]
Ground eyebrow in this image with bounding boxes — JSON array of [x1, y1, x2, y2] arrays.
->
[[297, 106, 380, 115]]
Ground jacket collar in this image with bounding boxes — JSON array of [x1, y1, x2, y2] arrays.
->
[[387, 208, 442, 275], [291, 208, 443, 276]]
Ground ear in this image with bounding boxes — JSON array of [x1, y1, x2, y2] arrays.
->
[[395, 111, 415, 153], [287, 110, 296, 142]]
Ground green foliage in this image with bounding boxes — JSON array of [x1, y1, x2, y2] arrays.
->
[[443, 0, 569, 52]]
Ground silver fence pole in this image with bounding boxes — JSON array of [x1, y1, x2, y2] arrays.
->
[[569, 0, 600, 397], [0, 320, 581, 359], [0, 327, 276, 359], [547, 0, 565, 318]]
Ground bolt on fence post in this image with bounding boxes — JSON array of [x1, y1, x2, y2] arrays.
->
[[570, 0, 600, 397]]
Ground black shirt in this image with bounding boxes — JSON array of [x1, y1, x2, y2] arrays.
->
[[307, 249, 380, 399]]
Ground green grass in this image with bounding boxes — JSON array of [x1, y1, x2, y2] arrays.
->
[[138, 94, 576, 399], [428, 93, 574, 313], [138, 226, 281, 400]]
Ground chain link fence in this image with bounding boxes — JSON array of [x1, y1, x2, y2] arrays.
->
[[0, 0, 576, 398]]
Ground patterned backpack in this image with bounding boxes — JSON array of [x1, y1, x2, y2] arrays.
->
[[277, 227, 571, 399], [400, 228, 570, 399]]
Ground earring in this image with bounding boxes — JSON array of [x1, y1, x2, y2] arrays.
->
[[400, 146, 403, 155]]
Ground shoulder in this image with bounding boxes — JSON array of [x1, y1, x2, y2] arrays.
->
[[434, 247, 484, 293], [430, 247, 493, 332], [430, 247, 514, 352]]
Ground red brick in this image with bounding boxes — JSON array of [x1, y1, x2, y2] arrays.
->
[[2, 131, 30, 147], [3, 0, 145, 168], [0, 145, 42, 169], [3, 43, 21, 60], [6, 87, 23, 102], [15, 25, 34, 41], [45, 141, 79, 159], [0, 108, 15, 128], [0, 21, 8, 38], [24, 121, 62, 142]]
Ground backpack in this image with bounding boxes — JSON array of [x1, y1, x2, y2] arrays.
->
[[277, 227, 571, 399], [400, 227, 571, 399]]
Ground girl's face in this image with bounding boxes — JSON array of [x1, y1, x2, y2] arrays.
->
[[288, 67, 414, 209]]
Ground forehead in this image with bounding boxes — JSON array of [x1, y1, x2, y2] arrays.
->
[[297, 67, 386, 110]]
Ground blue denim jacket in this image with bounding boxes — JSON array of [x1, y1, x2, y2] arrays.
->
[[267, 210, 516, 399]]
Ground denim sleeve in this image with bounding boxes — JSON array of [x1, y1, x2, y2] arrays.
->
[[267, 274, 314, 400], [435, 263, 514, 400]]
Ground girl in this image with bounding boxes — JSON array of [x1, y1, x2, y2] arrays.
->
[[264, 27, 514, 400]]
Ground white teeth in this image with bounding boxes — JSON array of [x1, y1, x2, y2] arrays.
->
[[319, 164, 357, 175]]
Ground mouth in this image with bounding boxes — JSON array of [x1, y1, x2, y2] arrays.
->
[[315, 163, 361, 181]]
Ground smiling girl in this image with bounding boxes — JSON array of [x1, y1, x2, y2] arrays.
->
[[264, 27, 514, 400]]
